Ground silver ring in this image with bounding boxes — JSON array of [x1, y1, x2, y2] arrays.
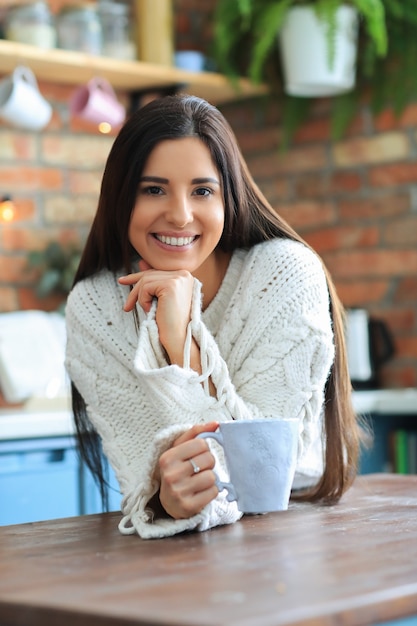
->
[[189, 459, 200, 474]]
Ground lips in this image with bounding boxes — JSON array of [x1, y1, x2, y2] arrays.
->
[[154, 234, 197, 246]]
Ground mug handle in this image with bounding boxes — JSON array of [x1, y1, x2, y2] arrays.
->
[[13, 65, 38, 89], [88, 76, 117, 99], [197, 431, 237, 502]]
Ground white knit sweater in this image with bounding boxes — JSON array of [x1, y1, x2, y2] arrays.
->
[[65, 238, 335, 539]]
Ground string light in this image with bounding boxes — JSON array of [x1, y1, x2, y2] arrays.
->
[[0, 196, 15, 222], [98, 121, 112, 134]]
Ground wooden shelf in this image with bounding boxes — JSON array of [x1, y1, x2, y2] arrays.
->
[[0, 40, 267, 105]]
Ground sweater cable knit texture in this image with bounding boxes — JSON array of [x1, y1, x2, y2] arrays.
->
[[65, 238, 335, 539]]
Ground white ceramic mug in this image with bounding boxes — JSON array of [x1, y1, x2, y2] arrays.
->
[[198, 418, 298, 514], [0, 66, 52, 131], [69, 77, 125, 128]]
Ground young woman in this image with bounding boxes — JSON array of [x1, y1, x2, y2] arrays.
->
[[65, 94, 362, 540]]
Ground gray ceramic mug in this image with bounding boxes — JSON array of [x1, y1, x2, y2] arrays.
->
[[198, 418, 298, 514]]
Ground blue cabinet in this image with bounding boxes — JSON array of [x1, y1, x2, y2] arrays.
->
[[0, 436, 79, 525], [0, 435, 122, 525], [80, 456, 122, 515]]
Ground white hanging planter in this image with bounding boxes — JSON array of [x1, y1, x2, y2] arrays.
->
[[278, 5, 359, 97]]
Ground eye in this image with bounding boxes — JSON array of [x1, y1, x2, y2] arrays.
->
[[141, 185, 164, 195], [193, 187, 212, 197]]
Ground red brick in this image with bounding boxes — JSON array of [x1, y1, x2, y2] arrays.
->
[[374, 103, 417, 132], [2, 228, 82, 253], [295, 171, 363, 199], [0, 167, 63, 191], [395, 336, 417, 360], [293, 117, 331, 144], [41, 136, 113, 168], [221, 101, 262, 130], [17, 288, 66, 312], [257, 179, 290, 203], [68, 170, 102, 195], [324, 249, 417, 279], [44, 195, 97, 225], [0, 255, 28, 283], [329, 172, 362, 194], [0, 198, 35, 223], [274, 201, 336, 231], [0, 131, 36, 160], [235, 127, 280, 154], [368, 162, 417, 187], [380, 365, 417, 389], [332, 132, 409, 167], [248, 145, 327, 178], [294, 174, 329, 199], [0, 286, 19, 312], [304, 225, 379, 254], [394, 277, 417, 303], [383, 216, 417, 246], [338, 194, 410, 221], [378, 308, 416, 333], [334, 280, 389, 307]]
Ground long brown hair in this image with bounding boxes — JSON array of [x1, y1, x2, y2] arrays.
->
[[71, 94, 362, 506]]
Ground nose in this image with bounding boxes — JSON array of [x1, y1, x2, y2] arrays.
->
[[165, 195, 193, 228]]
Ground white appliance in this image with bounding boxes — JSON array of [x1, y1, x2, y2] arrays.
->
[[345, 309, 395, 390]]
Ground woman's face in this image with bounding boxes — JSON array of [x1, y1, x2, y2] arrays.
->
[[128, 137, 225, 276]]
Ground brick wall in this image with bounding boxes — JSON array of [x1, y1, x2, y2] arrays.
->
[[0, 0, 416, 389], [220, 97, 417, 389]]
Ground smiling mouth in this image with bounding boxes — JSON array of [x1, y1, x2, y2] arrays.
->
[[154, 234, 197, 246]]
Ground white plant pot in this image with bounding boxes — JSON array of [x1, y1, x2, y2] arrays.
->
[[278, 5, 359, 97]]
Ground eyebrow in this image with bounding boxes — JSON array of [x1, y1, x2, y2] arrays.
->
[[139, 176, 220, 185]]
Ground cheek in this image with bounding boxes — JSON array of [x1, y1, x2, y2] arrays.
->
[[209, 204, 225, 234], [128, 206, 144, 240]]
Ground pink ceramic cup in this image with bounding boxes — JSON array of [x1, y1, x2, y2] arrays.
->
[[69, 77, 125, 128]]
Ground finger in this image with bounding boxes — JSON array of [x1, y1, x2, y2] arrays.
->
[[186, 450, 216, 476], [172, 422, 219, 447], [118, 274, 155, 313], [160, 482, 219, 519], [118, 272, 141, 285]]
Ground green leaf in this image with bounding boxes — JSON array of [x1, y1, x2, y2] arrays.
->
[[37, 269, 61, 297], [249, 0, 293, 82], [330, 90, 359, 140]]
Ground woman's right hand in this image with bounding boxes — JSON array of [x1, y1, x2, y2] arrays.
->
[[119, 259, 195, 366], [157, 422, 219, 519]]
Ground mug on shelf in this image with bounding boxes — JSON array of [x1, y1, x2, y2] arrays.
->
[[69, 77, 126, 129], [174, 50, 206, 72], [198, 418, 299, 514], [0, 65, 52, 131]]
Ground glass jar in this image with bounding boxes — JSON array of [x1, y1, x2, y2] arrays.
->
[[98, 1, 136, 60], [56, 4, 102, 55], [5, 1, 56, 49]]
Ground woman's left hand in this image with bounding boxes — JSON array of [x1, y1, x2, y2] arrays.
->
[[157, 422, 220, 519]]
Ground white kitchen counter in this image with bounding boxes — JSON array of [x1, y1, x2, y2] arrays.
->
[[0, 396, 74, 441], [352, 388, 417, 415], [1, 389, 417, 441]]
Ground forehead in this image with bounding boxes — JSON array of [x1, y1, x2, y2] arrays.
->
[[143, 137, 218, 173]]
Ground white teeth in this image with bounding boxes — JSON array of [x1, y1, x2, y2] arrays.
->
[[156, 235, 195, 246]]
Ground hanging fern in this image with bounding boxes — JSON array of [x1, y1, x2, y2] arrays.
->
[[213, 0, 387, 83], [211, 0, 417, 145]]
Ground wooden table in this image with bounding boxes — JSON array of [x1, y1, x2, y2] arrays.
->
[[1, 474, 417, 626]]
